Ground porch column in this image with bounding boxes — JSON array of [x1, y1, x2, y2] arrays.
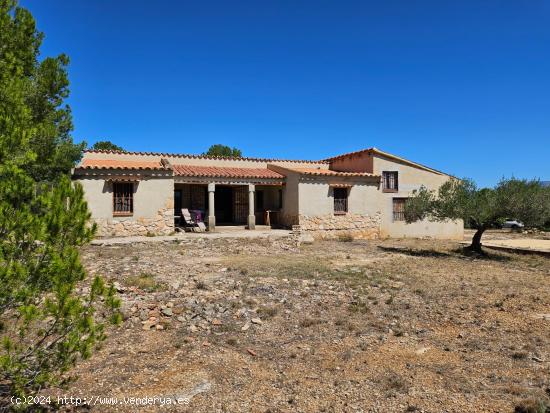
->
[[247, 184, 256, 230], [208, 183, 216, 231]]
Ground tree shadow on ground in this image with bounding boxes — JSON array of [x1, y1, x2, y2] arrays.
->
[[377, 245, 511, 262], [453, 246, 512, 262], [377, 246, 452, 258]]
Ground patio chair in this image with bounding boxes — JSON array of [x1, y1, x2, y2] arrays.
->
[[181, 208, 205, 232]]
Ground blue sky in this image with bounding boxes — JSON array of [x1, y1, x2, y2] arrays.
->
[[22, 0, 550, 187]]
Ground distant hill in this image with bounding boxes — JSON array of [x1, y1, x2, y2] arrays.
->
[[542, 181, 550, 187]]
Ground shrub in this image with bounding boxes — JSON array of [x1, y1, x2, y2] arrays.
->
[[126, 273, 166, 292], [338, 232, 354, 242], [514, 399, 549, 413]]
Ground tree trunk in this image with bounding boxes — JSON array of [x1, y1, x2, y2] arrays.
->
[[468, 227, 486, 253]]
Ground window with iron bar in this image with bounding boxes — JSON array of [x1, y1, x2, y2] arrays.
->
[[392, 197, 407, 221], [333, 187, 348, 214], [113, 182, 134, 216], [383, 171, 399, 192]]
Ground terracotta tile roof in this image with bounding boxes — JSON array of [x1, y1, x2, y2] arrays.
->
[[322, 147, 377, 162], [172, 164, 284, 179], [323, 147, 450, 176], [283, 167, 379, 177], [84, 149, 327, 164], [79, 159, 167, 170]]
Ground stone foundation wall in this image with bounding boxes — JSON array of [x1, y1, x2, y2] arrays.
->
[[298, 213, 381, 239], [94, 207, 175, 237]]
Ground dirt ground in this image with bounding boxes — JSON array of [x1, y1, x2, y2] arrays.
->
[[52, 233, 549, 412], [465, 229, 550, 254], [468, 229, 550, 241]]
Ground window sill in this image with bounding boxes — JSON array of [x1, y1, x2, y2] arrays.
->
[[113, 213, 133, 217], [383, 189, 398, 193], [334, 211, 348, 216]]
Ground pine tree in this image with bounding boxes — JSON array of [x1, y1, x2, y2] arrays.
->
[[0, 0, 121, 403], [91, 140, 124, 151], [203, 144, 243, 158]]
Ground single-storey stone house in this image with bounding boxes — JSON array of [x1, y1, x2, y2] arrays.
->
[[72, 147, 463, 239]]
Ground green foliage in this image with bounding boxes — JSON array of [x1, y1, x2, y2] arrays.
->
[[0, 0, 85, 182], [91, 140, 124, 151], [494, 178, 550, 228], [405, 177, 550, 252], [0, 0, 120, 401], [0, 177, 121, 398], [405, 179, 501, 229], [203, 144, 242, 158]]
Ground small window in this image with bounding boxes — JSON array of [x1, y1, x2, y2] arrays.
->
[[113, 182, 134, 216], [333, 187, 348, 214], [392, 198, 407, 221], [383, 171, 398, 192]]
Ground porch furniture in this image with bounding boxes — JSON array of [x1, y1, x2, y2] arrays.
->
[[181, 208, 205, 232], [190, 209, 204, 223]]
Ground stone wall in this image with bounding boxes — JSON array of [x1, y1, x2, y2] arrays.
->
[[298, 213, 381, 239], [94, 207, 175, 237]]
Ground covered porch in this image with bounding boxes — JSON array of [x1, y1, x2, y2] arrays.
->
[[171, 164, 285, 231], [174, 183, 283, 230]]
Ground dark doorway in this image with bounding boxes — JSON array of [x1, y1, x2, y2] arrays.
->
[[256, 190, 264, 211], [215, 186, 233, 223], [233, 186, 248, 224], [174, 189, 182, 216]]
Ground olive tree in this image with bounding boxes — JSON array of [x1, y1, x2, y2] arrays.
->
[[494, 178, 550, 228], [404, 178, 550, 253]]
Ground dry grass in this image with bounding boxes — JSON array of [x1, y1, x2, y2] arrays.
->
[[514, 399, 550, 413], [125, 273, 166, 292], [256, 305, 279, 319], [223, 254, 394, 291], [224, 254, 331, 279], [68, 236, 550, 412], [337, 232, 354, 242]]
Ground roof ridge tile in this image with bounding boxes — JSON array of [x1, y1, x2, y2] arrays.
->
[[84, 149, 327, 164]]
